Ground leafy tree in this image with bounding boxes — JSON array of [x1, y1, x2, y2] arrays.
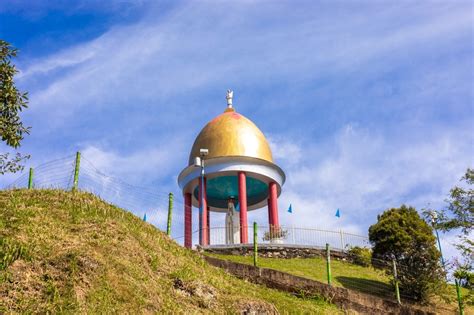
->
[[438, 169, 474, 232], [369, 205, 445, 302], [425, 169, 473, 299], [0, 40, 30, 174], [435, 169, 473, 259]]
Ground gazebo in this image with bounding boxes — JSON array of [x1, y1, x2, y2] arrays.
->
[[177, 90, 285, 248]]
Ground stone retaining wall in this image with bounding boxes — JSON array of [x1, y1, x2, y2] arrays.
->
[[199, 244, 348, 260], [204, 256, 450, 315]]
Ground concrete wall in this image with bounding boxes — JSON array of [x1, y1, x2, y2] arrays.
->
[[204, 256, 450, 315]]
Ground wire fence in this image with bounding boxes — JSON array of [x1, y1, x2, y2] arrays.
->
[[5, 153, 183, 240], [7, 154, 77, 190], [204, 239, 465, 310], [202, 227, 402, 301], [329, 255, 463, 304]]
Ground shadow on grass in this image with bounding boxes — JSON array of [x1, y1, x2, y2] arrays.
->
[[335, 276, 395, 299]]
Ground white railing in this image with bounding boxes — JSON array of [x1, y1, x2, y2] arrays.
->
[[200, 226, 369, 251]]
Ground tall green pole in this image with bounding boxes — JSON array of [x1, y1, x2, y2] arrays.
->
[[430, 211, 446, 271], [326, 243, 332, 285], [434, 225, 450, 281], [392, 259, 401, 304], [167, 193, 173, 236], [253, 222, 258, 267], [28, 167, 34, 189], [434, 228, 446, 269], [455, 279, 464, 315], [72, 152, 81, 191]]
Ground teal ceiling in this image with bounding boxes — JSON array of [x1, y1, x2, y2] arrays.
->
[[193, 175, 268, 209]]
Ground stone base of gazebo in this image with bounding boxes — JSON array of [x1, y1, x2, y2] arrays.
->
[[197, 244, 348, 260]]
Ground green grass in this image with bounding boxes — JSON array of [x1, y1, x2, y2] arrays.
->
[[205, 253, 473, 313], [0, 189, 340, 314], [205, 253, 393, 298]]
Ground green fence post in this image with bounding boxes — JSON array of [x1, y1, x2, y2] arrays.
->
[[393, 259, 401, 304], [167, 193, 173, 236], [72, 152, 81, 191], [455, 279, 464, 315], [253, 222, 258, 267], [28, 168, 34, 189], [326, 243, 332, 285]]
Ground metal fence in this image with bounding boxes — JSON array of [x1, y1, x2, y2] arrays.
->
[[5, 152, 183, 238], [204, 226, 369, 251]]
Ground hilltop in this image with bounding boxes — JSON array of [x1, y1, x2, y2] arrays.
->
[[0, 189, 339, 313]]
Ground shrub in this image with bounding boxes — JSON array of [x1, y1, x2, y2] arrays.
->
[[454, 266, 473, 290], [369, 205, 445, 302], [347, 246, 372, 267], [262, 226, 288, 241]]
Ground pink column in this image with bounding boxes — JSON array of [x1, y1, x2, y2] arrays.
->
[[269, 182, 279, 228], [238, 171, 248, 243], [184, 193, 192, 249], [199, 177, 208, 246]]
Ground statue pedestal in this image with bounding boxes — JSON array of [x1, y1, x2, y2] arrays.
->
[[270, 238, 284, 244]]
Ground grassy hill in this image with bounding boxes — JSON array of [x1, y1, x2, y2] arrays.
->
[[0, 189, 340, 314]]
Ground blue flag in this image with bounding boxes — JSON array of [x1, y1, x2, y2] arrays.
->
[[335, 209, 340, 218], [288, 204, 293, 213], [143, 213, 147, 222]]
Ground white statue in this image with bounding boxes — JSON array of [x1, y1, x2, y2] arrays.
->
[[225, 198, 240, 244], [226, 89, 233, 108]]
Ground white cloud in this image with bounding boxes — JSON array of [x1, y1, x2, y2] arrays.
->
[[268, 135, 303, 166], [276, 124, 473, 234], [80, 142, 185, 186], [18, 43, 97, 79], [19, 1, 472, 126]]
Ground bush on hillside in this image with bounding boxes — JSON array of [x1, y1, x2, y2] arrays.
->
[[454, 265, 473, 290], [262, 226, 288, 241], [369, 205, 445, 302], [347, 246, 372, 267]]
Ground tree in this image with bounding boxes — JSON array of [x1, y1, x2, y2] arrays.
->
[[436, 169, 473, 255], [427, 169, 473, 294], [438, 169, 473, 231], [369, 205, 445, 302], [0, 40, 30, 174]]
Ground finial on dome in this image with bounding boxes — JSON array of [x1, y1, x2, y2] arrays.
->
[[226, 89, 233, 108]]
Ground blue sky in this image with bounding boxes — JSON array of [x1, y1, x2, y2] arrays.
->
[[1, 1, 473, 260]]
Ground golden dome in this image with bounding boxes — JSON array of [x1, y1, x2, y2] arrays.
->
[[188, 107, 273, 165]]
